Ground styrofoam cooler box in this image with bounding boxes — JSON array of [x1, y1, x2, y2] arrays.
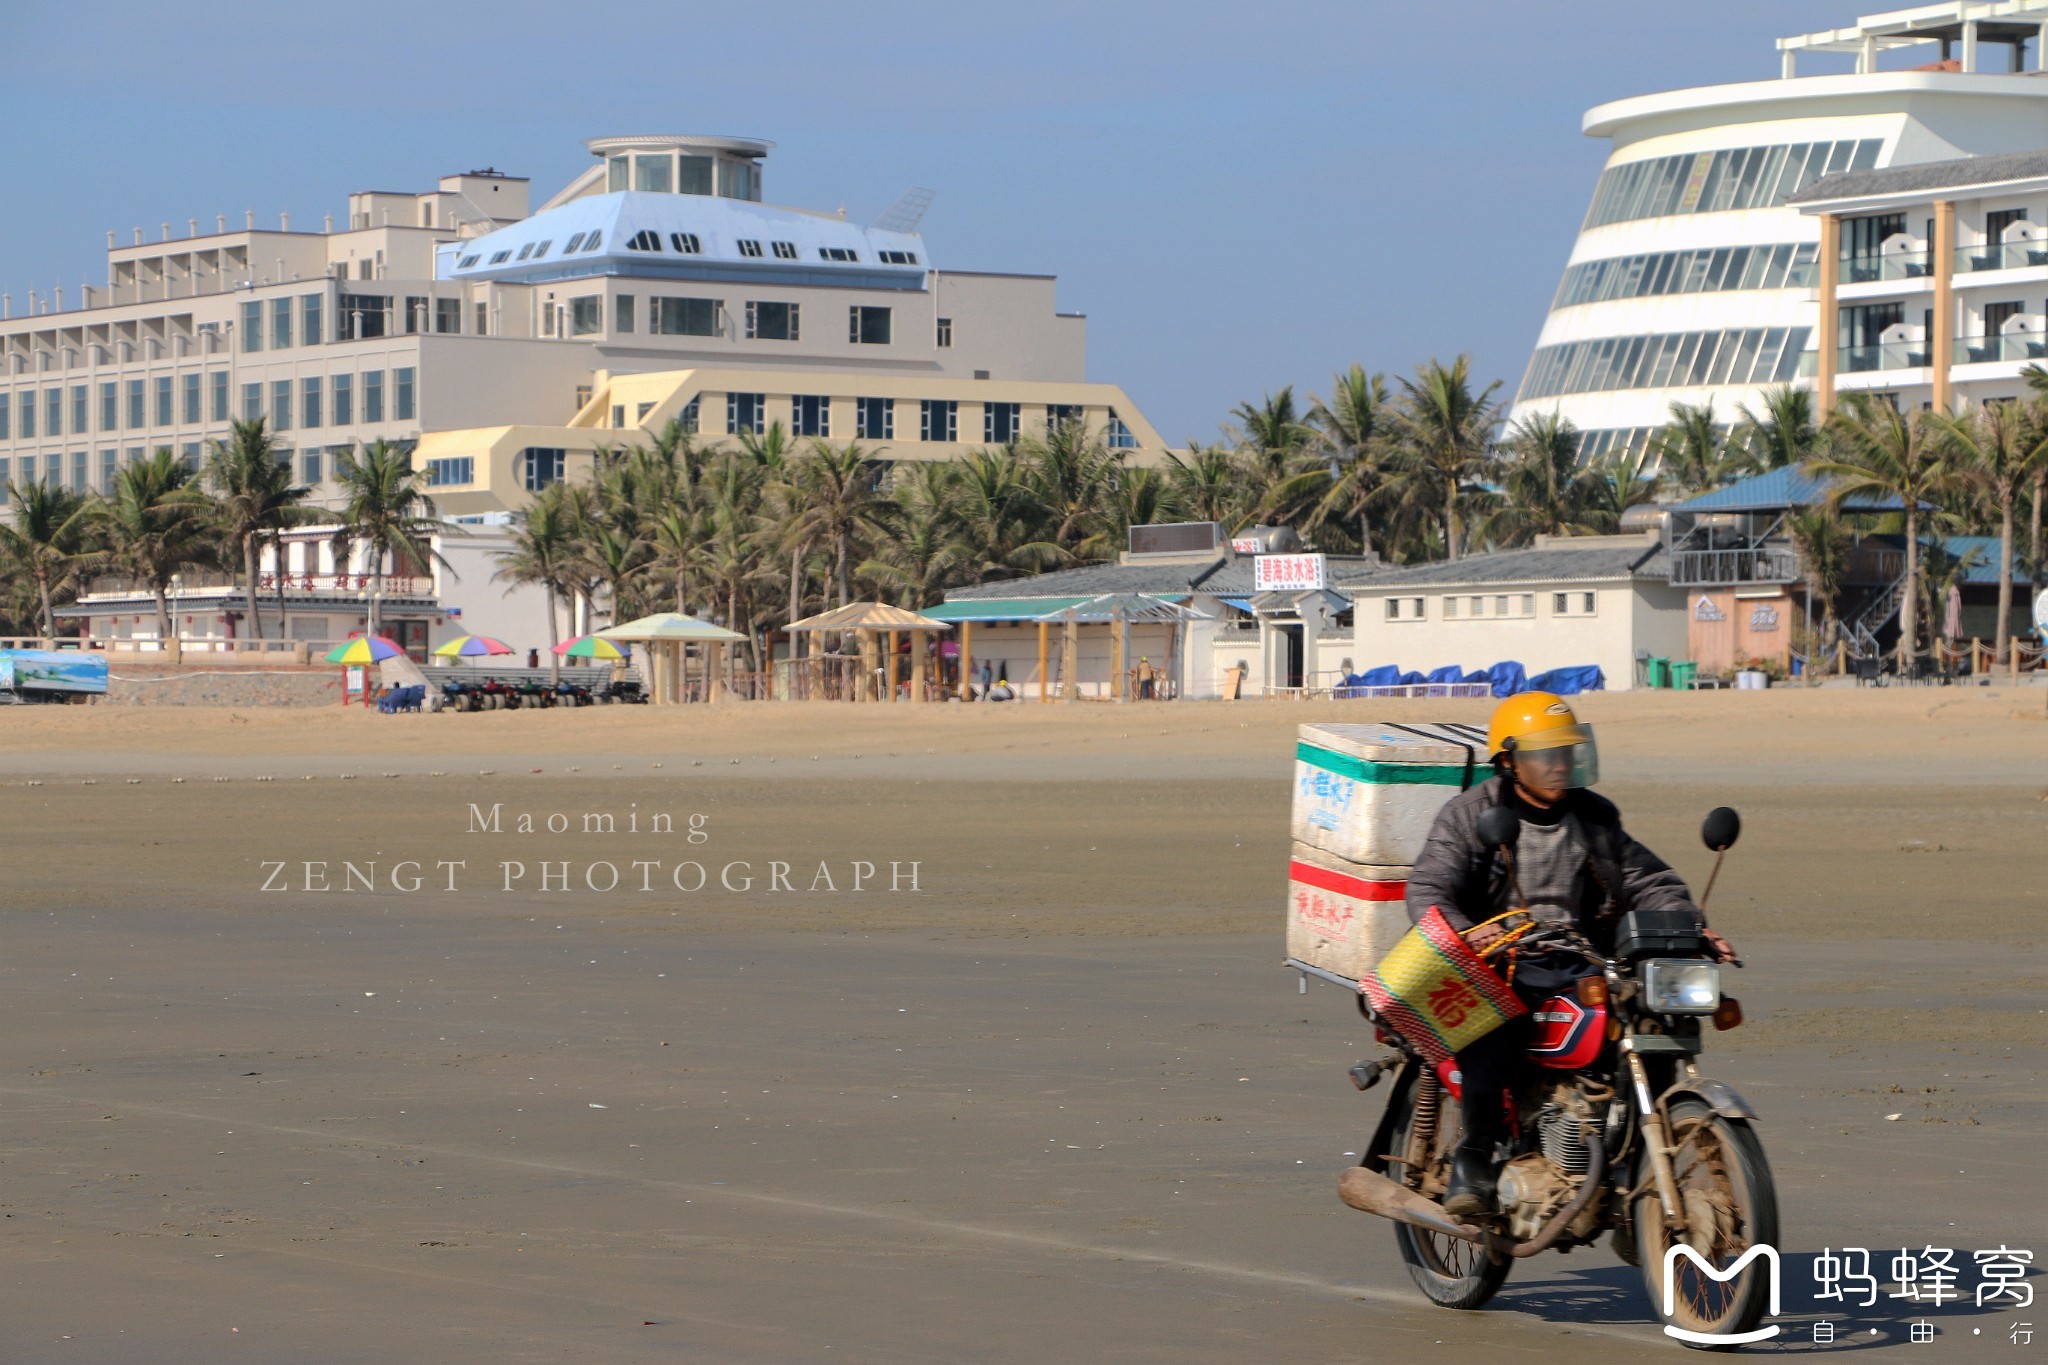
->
[[1292, 721, 1486, 867], [1285, 842, 1412, 983]]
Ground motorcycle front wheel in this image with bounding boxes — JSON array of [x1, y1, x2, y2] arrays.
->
[[1387, 1091, 1511, 1310], [1634, 1098, 1780, 1350]]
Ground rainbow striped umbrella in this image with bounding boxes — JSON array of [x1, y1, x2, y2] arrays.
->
[[555, 634, 629, 661], [433, 633, 514, 659], [324, 635, 405, 665]]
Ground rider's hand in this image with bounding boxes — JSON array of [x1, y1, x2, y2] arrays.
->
[[1463, 922, 1507, 952], [1702, 928, 1738, 964]]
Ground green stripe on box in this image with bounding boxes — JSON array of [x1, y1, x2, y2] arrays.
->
[[1296, 741, 1468, 786]]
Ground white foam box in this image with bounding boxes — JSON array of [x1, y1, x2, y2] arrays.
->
[[1284, 841, 1412, 983], [1291, 721, 1487, 867]]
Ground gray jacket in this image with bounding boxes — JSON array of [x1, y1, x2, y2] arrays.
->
[[1405, 775, 1700, 942]]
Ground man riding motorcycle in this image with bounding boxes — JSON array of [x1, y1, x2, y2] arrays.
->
[[1404, 692, 1738, 1218]]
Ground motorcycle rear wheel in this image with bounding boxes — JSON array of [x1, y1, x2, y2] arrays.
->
[[1633, 1098, 1780, 1350], [1388, 1099, 1511, 1310]]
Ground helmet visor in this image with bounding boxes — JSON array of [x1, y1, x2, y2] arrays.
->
[[1509, 724, 1599, 788]]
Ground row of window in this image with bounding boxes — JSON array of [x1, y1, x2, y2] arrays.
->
[[605, 151, 758, 201], [1381, 591, 1598, 622], [551, 294, 936, 347], [0, 442, 362, 502], [707, 394, 1132, 447], [1552, 242, 1819, 309], [1519, 326, 1810, 400], [1582, 138, 1880, 230], [464, 228, 910, 271], [1, 372, 232, 440], [239, 292, 471, 348], [238, 368, 416, 430]]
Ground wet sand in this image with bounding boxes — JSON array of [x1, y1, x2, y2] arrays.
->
[[0, 693, 2042, 1360]]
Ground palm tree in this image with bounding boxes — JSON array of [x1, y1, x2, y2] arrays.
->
[[857, 461, 966, 608], [788, 440, 891, 609], [0, 481, 95, 640], [1388, 355, 1502, 560], [1787, 505, 1853, 682], [1229, 387, 1314, 488], [2021, 365, 2048, 582], [1591, 444, 1659, 524], [492, 483, 577, 684], [1929, 401, 2048, 664], [1651, 401, 1735, 498], [331, 439, 450, 639], [1482, 411, 1612, 546], [950, 446, 1048, 581], [204, 417, 310, 640], [1021, 417, 1120, 557], [93, 449, 212, 645], [1277, 365, 1392, 554], [1162, 442, 1249, 530], [1811, 396, 1965, 669], [1735, 384, 1820, 473]]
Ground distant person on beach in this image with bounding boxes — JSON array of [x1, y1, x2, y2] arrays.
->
[[987, 674, 1016, 701], [1136, 656, 1157, 699], [979, 660, 993, 699]]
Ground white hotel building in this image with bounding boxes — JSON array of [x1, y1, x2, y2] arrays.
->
[[0, 133, 1164, 522], [1509, 1, 2048, 459]]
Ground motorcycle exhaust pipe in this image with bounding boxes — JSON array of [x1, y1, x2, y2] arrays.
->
[[1337, 1166, 1486, 1244]]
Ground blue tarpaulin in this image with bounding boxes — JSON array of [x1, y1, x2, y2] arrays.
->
[[1527, 665, 1605, 695], [1426, 665, 1466, 684], [1352, 665, 1402, 688], [1484, 660, 1527, 697]]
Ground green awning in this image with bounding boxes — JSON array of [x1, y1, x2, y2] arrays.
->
[[924, 596, 1092, 622]]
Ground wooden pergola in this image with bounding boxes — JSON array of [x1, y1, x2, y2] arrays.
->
[[595, 612, 747, 705], [1033, 593, 1202, 702], [784, 601, 953, 702]]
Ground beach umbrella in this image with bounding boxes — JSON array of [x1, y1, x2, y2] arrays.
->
[[433, 634, 514, 659], [596, 611, 746, 642], [555, 634, 630, 660], [324, 635, 405, 665]]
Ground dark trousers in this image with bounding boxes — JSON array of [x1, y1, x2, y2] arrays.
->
[[1453, 950, 1595, 1153]]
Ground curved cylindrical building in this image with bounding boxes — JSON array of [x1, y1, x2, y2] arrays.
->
[[1508, 3, 2048, 458]]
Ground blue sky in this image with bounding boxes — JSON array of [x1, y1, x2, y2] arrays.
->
[[1, 1, 1855, 444]]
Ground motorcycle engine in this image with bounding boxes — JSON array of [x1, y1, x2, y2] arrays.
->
[[1496, 1089, 1604, 1243]]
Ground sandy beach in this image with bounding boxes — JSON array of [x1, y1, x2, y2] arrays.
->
[[0, 690, 2042, 1360]]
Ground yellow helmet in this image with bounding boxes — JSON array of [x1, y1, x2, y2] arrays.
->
[[1487, 691, 1599, 785]]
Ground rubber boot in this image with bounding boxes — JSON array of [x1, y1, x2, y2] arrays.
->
[[1442, 1138, 1500, 1218]]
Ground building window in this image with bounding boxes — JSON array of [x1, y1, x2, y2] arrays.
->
[[242, 300, 263, 351], [856, 397, 893, 441], [99, 381, 117, 431], [610, 404, 625, 429], [126, 379, 145, 429], [70, 450, 87, 491], [182, 373, 201, 424], [727, 392, 766, 435], [818, 247, 858, 263], [983, 401, 1019, 444], [745, 301, 799, 340], [679, 155, 714, 195], [176, 443, 198, 473], [424, 456, 473, 487], [152, 376, 171, 427], [337, 294, 391, 341], [1583, 137, 1881, 229], [1552, 591, 1597, 617], [71, 385, 87, 435], [615, 295, 635, 334], [651, 296, 719, 336], [936, 317, 952, 348], [45, 388, 61, 437], [635, 154, 672, 194], [1045, 403, 1082, 433], [242, 382, 263, 421], [771, 240, 798, 259], [677, 396, 700, 435], [210, 371, 228, 422], [849, 306, 891, 344], [17, 393, 32, 440], [1385, 597, 1425, 621], [0, 394, 8, 440], [298, 450, 320, 485], [919, 399, 957, 442], [487, 250, 512, 265], [395, 368, 415, 421], [15, 456, 30, 485], [271, 379, 292, 431], [331, 373, 353, 426], [541, 302, 557, 337], [364, 371, 384, 423], [301, 376, 323, 429], [1554, 242, 1819, 308], [302, 294, 323, 345], [879, 250, 919, 265], [1106, 408, 1136, 449], [569, 295, 604, 336], [625, 230, 663, 252], [522, 447, 565, 492], [405, 296, 430, 334], [435, 298, 461, 334], [1520, 325, 1811, 401], [270, 297, 292, 349], [670, 233, 702, 254], [474, 301, 489, 335], [736, 239, 764, 258], [100, 449, 118, 493], [792, 394, 830, 438], [564, 233, 586, 254]]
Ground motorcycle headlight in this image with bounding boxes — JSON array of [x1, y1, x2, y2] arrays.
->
[[1641, 959, 1721, 1014]]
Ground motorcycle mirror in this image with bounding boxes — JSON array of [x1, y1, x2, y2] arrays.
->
[[1476, 806, 1520, 850], [1701, 806, 1741, 853]]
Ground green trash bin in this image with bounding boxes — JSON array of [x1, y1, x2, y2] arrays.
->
[[1670, 660, 1697, 690], [1646, 656, 1671, 689]]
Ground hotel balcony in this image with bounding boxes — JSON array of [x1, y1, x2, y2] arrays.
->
[[1832, 333, 2048, 374], [1669, 546, 1802, 588]]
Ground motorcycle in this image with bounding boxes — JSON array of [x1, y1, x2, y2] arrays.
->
[[1339, 806, 1779, 1347]]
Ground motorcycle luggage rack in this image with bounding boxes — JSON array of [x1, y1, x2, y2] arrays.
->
[[1286, 957, 1360, 995]]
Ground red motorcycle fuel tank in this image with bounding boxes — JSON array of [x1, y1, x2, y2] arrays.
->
[[1526, 993, 1606, 1069]]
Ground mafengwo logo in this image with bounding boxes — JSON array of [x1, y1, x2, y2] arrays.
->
[[1662, 1243, 1782, 1345]]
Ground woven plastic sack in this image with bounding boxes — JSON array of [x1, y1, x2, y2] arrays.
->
[[1362, 906, 1527, 1064]]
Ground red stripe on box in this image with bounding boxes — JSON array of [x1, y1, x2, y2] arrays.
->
[[1287, 860, 1406, 901]]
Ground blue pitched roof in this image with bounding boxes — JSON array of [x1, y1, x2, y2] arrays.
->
[[1940, 536, 2010, 585], [1676, 466, 1903, 513]]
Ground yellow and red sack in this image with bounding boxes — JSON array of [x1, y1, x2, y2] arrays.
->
[[1363, 907, 1527, 1064]]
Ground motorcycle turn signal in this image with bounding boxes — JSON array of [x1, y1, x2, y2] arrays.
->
[[1712, 996, 1744, 1031]]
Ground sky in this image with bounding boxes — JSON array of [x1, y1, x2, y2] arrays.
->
[[0, 0, 1860, 445]]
